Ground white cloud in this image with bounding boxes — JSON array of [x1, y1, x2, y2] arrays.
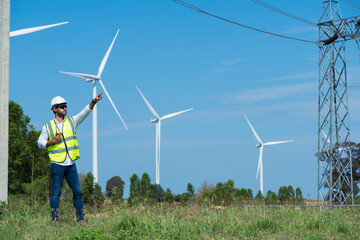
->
[[222, 82, 315, 103], [218, 58, 243, 66], [213, 58, 243, 74], [280, 26, 317, 35], [266, 71, 317, 83], [213, 67, 237, 74]]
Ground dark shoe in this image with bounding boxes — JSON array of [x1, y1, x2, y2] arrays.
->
[[52, 218, 61, 226], [77, 219, 89, 226]]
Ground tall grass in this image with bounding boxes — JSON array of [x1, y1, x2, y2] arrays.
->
[[1, 196, 360, 239]]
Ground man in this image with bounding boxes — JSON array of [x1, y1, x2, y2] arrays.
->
[[37, 92, 103, 223]]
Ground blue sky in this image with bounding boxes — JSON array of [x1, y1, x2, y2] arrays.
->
[[9, 0, 360, 199]]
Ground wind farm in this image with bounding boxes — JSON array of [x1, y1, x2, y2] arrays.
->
[[5, 0, 360, 207], [4, 0, 360, 238]]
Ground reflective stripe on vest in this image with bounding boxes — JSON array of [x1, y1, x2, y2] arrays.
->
[[46, 117, 80, 162]]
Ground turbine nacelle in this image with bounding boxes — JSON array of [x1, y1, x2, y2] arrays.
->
[[151, 118, 159, 123], [256, 143, 262, 148], [86, 76, 101, 82]]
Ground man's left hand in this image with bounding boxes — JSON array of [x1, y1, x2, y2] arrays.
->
[[94, 92, 103, 103]]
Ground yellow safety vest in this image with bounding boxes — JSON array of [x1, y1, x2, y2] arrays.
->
[[45, 117, 80, 162]]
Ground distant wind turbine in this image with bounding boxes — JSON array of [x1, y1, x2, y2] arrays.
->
[[244, 114, 293, 195], [60, 29, 127, 183], [136, 86, 193, 185], [321, 130, 348, 151], [10, 21, 69, 38]]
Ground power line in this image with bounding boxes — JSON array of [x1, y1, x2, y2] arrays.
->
[[172, 0, 317, 44], [250, 0, 317, 26], [340, 0, 360, 10]]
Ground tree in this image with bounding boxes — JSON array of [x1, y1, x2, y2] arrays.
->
[[212, 179, 236, 205], [8, 101, 49, 194], [180, 192, 189, 203], [128, 174, 141, 204], [247, 189, 253, 199], [81, 172, 104, 206], [288, 185, 295, 203], [151, 184, 165, 202], [295, 187, 303, 199], [187, 183, 195, 199], [105, 176, 125, 199], [165, 188, 174, 203], [295, 187, 304, 204], [140, 173, 151, 196], [278, 185, 295, 204], [198, 181, 214, 204], [140, 172, 155, 202], [264, 190, 278, 205], [316, 141, 360, 201], [235, 188, 253, 201], [255, 190, 264, 199], [82, 172, 95, 205], [93, 183, 104, 207], [111, 187, 123, 202], [22, 176, 49, 203], [78, 173, 87, 185]]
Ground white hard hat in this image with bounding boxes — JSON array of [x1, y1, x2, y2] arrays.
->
[[50, 96, 68, 110]]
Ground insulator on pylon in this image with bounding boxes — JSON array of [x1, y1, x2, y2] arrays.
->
[[321, 34, 339, 45]]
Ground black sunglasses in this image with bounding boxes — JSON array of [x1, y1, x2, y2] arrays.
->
[[56, 104, 67, 109]]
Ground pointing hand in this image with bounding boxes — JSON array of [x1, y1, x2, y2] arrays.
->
[[94, 92, 103, 103]]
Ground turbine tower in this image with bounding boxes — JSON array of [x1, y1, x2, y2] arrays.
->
[[317, 0, 360, 205], [136, 86, 193, 185], [244, 114, 293, 194], [60, 29, 128, 183]]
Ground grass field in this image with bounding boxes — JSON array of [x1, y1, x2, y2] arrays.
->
[[1, 198, 360, 240]]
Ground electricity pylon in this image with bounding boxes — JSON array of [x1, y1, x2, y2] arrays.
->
[[318, 0, 360, 205]]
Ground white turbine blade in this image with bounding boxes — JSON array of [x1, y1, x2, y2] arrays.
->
[[136, 86, 160, 118], [263, 140, 294, 146], [160, 108, 193, 121], [98, 80, 128, 130], [97, 29, 119, 77], [60, 71, 98, 80], [321, 130, 331, 145], [243, 114, 263, 144], [256, 146, 263, 179], [10, 21, 69, 38]]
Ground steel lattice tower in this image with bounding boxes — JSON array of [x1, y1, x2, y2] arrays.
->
[[318, 0, 360, 205]]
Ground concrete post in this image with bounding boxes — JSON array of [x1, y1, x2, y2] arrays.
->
[[0, 0, 10, 203]]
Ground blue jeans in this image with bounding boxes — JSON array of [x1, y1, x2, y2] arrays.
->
[[50, 163, 84, 221]]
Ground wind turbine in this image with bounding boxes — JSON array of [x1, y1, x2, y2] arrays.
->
[[10, 21, 68, 38], [321, 130, 347, 151], [59, 29, 127, 183], [243, 114, 293, 195], [136, 86, 193, 185]]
